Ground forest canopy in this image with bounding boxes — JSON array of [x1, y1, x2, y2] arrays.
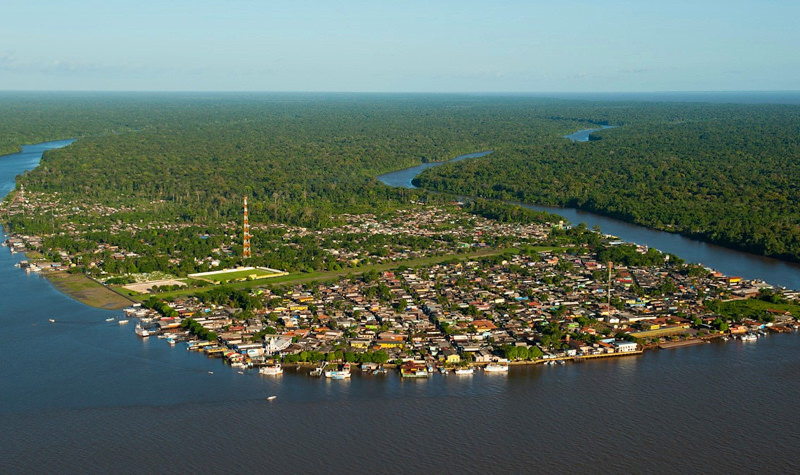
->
[[3, 92, 800, 263]]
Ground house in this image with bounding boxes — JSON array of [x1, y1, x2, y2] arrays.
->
[[443, 350, 460, 364], [612, 340, 638, 352]]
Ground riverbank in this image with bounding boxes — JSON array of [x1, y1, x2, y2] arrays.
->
[[46, 271, 135, 310], [378, 144, 800, 289]]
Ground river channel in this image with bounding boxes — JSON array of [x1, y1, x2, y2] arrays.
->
[[2, 140, 800, 473], [377, 132, 800, 290]]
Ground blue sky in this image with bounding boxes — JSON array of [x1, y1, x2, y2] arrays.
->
[[1, 0, 798, 92]]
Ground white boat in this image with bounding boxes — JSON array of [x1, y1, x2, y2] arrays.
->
[[105, 317, 115, 322], [325, 363, 351, 379], [266, 395, 277, 401], [167, 337, 177, 345], [454, 368, 474, 375], [134, 324, 151, 337], [48, 318, 55, 323], [484, 363, 509, 372], [741, 333, 757, 341], [118, 319, 129, 325], [259, 364, 283, 375]]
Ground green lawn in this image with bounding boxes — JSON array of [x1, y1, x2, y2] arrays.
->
[[146, 245, 557, 301], [717, 298, 800, 319], [198, 267, 284, 283]]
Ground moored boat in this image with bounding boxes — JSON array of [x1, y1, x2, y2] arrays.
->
[[259, 363, 283, 375], [325, 363, 351, 379], [454, 368, 474, 375], [399, 362, 429, 378], [134, 324, 151, 337], [484, 363, 509, 372]]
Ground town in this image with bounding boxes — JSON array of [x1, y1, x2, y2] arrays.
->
[[5, 188, 799, 378], [123, 237, 799, 378]]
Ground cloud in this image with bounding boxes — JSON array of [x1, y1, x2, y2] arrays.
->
[[0, 51, 120, 75]]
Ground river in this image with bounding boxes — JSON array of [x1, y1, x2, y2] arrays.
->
[[3, 141, 800, 473], [377, 140, 800, 290]]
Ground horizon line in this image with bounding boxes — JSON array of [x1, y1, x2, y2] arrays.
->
[[1, 89, 799, 95]]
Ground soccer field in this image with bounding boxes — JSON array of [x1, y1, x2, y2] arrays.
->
[[189, 266, 287, 283]]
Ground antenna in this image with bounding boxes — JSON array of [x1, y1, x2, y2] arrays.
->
[[607, 261, 613, 310], [243, 195, 251, 259]]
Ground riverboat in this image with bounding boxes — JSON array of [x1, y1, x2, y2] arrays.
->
[[134, 324, 151, 337], [399, 362, 429, 378], [325, 363, 351, 379], [484, 363, 509, 372], [259, 364, 283, 375]]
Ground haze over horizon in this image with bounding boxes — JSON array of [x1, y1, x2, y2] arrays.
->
[[2, 0, 798, 93]]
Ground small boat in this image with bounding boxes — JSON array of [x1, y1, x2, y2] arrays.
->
[[134, 324, 151, 337], [207, 371, 214, 374], [48, 318, 55, 323], [454, 368, 474, 375], [266, 395, 277, 401], [438, 367, 449, 374], [118, 319, 129, 325], [259, 364, 283, 375], [325, 363, 351, 379], [399, 362, 429, 378], [105, 317, 115, 322], [484, 363, 509, 372]]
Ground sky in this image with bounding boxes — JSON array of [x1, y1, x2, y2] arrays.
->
[[1, 0, 798, 93]]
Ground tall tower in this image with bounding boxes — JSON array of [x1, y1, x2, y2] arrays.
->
[[607, 261, 613, 309], [243, 195, 252, 259]]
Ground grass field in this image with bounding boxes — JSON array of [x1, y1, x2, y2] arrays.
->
[[190, 267, 285, 284], [147, 246, 562, 301], [46, 271, 135, 310], [717, 298, 800, 319]]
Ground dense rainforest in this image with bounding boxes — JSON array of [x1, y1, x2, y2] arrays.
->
[[5, 93, 584, 227], [415, 102, 800, 261], [2, 92, 800, 267]]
